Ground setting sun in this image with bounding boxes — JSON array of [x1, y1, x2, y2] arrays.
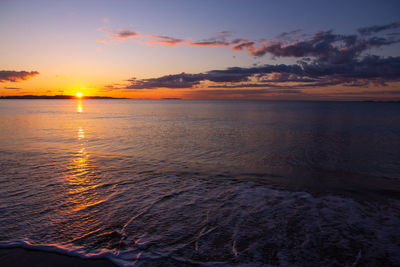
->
[[1, 2, 400, 266]]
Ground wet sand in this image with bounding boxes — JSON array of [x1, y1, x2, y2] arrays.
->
[[0, 248, 116, 267]]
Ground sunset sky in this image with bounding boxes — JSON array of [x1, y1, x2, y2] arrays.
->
[[1, 0, 400, 100]]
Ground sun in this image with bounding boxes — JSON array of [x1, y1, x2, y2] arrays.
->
[[76, 92, 83, 98]]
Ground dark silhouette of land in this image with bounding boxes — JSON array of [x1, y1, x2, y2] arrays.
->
[[0, 95, 125, 99]]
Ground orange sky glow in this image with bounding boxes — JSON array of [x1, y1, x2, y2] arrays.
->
[[1, 1, 399, 100]]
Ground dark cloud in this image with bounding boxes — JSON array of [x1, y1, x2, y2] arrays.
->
[[275, 29, 303, 41], [258, 72, 317, 83], [187, 89, 302, 95], [126, 73, 204, 89], [234, 30, 399, 64], [232, 39, 257, 51], [332, 90, 400, 96], [125, 64, 304, 89], [124, 55, 400, 90], [188, 31, 231, 47], [208, 83, 284, 89], [0, 71, 39, 82], [358, 22, 400, 36], [301, 55, 400, 81], [182, 88, 305, 100], [3, 87, 21, 89]]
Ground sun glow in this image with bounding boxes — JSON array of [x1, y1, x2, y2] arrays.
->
[[76, 92, 83, 98]]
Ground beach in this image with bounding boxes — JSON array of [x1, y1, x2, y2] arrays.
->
[[0, 248, 116, 267]]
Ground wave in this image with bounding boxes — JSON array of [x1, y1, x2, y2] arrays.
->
[[1, 180, 400, 266]]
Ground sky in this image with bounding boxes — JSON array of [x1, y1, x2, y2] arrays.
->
[[1, 0, 400, 100]]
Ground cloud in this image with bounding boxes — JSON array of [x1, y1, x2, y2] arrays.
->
[[187, 89, 302, 95], [124, 55, 400, 90], [189, 31, 231, 47], [101, 29, 229, 47], [232, 39, 257, 51], [189, 41, 230, 47], [101, 22, 399, 98], [126, 73, 205, 89], [332, 90, 400, 96], [99, 28, 139, 39], [181, 88, 305, 100], [233, 30, 399, 64], [149, 35, 185, 46], [183, 90, 299, 99], [109, 29, 138, 39], [149, 33, 231, 47], [275, 29, 304, 41], [3, 87, 21, 90], [0, 71, 39, 82], [100, 84, 125, 91], [148, 38, 230, 47], [208, 83, 284, 89], [300, 55, 400, 82], [101, 22, 400, 65], [358, 22, 400, 36]]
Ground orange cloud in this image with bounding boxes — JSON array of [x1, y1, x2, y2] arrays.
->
[[101, 28, 231, 47], [149, 35, 185, 46]]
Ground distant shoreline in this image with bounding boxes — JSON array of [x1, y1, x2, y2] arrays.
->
[[0, 96, 398, 102], [0, 95, 125, 99], [0, 95, 185, 100]]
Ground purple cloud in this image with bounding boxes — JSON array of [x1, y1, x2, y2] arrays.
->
[[233, 29, 399, 64], [123, 55, 400, 90], [358, 22, 400, 36], [109, 29, 138, 39], [101, 23, 400, 64]]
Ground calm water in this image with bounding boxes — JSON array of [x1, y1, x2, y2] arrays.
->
[[0, 99, 399, 266]]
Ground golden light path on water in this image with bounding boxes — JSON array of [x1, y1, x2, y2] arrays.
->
[[0, 100, 400, 265], [55, 99, 114, 242], [77, 99, 83, 113]]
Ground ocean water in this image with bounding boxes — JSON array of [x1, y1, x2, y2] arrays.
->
[[0, 99, 399, 266]]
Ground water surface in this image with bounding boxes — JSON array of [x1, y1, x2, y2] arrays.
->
[[0, 100, 399, 266]]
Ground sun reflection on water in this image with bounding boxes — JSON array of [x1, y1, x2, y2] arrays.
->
[[78, 127, 85, 140], [55, 100, 110, 242], [77, 99, 83, 113]]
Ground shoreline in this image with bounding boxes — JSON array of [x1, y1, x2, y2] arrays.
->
[[0, 248, 117, 267]]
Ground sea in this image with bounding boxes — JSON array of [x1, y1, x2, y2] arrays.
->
[[0, 99, 399, 266]]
